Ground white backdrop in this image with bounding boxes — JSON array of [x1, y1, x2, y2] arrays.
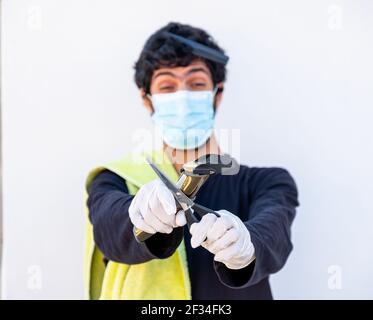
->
[[1, 0, 373, 299]]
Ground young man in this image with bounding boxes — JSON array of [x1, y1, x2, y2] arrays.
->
[[85, 22, 299, 300]]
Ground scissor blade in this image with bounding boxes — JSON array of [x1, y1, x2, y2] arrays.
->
[[145, 157, 195, 207]]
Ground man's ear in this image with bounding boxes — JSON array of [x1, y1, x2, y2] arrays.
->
[[140, 89, 154, 114], [214, 83, 224, 111]]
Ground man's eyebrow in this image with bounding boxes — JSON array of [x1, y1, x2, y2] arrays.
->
[[153, 71, 177, 80], [186, 67, 209, 76], [153, 67, 210, 81]]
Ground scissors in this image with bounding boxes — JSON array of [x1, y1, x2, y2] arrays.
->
[[133, 157, 221, 242]]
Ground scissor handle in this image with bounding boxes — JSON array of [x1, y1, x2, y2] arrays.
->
[[133, 203, 221, 243], [191, 203, 221, 220], [133, 209, 199, 243], [184, 207, 199, 229], [187, 204, 221, 243], [133, 226, 154, 243]]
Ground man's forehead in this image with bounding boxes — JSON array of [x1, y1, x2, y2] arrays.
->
[[152, 61, 211, 79]]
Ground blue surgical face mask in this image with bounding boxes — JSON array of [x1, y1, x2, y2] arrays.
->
[[149, 88, 217, 150]]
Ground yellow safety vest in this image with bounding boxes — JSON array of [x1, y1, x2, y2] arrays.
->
[[84, 149, 191, 300]]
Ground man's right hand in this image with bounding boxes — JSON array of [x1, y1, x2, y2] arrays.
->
[[129, 180, 187, 235]]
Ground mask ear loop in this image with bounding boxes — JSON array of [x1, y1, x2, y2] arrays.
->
[[212, 86, 220, 115], [213, 86, 219, 96]]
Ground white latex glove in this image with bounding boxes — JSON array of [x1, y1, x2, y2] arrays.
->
[[129, 180, 187, 234], [190, 209, 255, 270]]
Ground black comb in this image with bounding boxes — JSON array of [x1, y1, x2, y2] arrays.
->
[[164, 31, 229, 66]]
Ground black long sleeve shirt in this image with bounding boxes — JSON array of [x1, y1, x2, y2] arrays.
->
[[87, 164, 299, 300]]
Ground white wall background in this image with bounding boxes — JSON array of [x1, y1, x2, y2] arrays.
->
[[1, 0, 373, 299]]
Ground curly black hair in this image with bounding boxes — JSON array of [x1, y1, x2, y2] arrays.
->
[[134, 22, 227, 94]]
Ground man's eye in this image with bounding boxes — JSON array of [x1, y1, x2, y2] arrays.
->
[[193, 83, 206, 88], [160, 86, 175, 91]]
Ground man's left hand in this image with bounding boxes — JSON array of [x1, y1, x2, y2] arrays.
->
[[190, 210, 255, 270]]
